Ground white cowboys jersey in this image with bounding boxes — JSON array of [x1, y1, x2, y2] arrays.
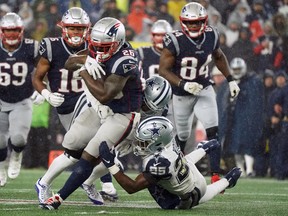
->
[[142, 142, 197, 196]]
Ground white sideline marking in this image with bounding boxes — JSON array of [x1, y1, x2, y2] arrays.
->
[[0, 198, 157, 208]]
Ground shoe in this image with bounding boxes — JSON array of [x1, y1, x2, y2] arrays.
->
[[197, 139, 220, 154], [40, 193, 62, 210], [8, 151, 23, 179], [81, 184, 104, 205], [0, 162, 7, 187], [35, 178, 52, 204], [224, 167, 242, 188], [211, 173, 225, 194], [100, 182, 118, 202]]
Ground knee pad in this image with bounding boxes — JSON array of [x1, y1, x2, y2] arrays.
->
[[206, 126, 218, 140], [64, 148, 84, 161], [9, 138, 25, 153], [0, 147, 8, 161]]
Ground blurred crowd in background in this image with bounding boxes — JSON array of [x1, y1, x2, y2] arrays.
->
[[1, 0, 288, 180]]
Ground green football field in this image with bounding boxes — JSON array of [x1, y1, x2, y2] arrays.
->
[[0, 169, 288, 216]]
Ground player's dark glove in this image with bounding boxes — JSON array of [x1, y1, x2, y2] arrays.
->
[[99, 141, 120, 175]]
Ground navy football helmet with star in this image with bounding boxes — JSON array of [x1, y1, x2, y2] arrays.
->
[[134, 116, 174, 156]]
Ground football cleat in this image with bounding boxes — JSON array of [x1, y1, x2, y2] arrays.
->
[[35, 178, 52, 204], [41, 193, 63, 210], [7, 151, 22, 179], [81, 184, 104, 205], [0, 161, 7, 187], [197, 139, 220, 154], [224, 167, 242, 188], [100, 182, 118, 202]]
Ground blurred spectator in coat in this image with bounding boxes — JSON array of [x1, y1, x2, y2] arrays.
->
[[0, 3, 11, 18], [218, 57, 264, 177], [253, 20, 283, 74], [278, 0, 288, 17], [230, 26, 256, 71], [273, 12, 288, 38], [157, 2, 175, 27], [127, 0, 148, 35], [31, 0, 52, 20], [45, 2, 62, 37], [245, 0, 269, 42], [81, 0, 103, 24], [198, 0, 221, 26], [272, 73, 288, 180], [227, 1, 251, 28], [225, 20, 240, 47], [220, 0, 242, 25], [18, 1, 34, 35], [145, 0, 157, 17], [209, 9, 227, 35], [30, 18, 48, 41], [119, 14, 135, 41], [101, 0, 122, 20], [266, 71, 287, 178], [253, 69, 275, 177]]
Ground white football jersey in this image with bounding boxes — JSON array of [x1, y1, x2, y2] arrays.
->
[[142, 141, 197, 196]]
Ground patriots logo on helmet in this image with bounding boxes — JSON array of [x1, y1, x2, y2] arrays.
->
[[107, 23, 121, 37]]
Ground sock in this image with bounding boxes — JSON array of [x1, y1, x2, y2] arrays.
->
[[100, 173, 112, 183], [208, 145, 221, 174], [0, 147, 8, 161], [175, 135, 186, 153], [244, 154, 254, 175], [58, 158, 94, 200], [234, 154, 246, 176], [199, 179, 229, 204], [83, 162, 109, 186], [185, 148, 206, 164], [41, 153, 78, 185]]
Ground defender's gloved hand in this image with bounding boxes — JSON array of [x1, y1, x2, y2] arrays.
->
[[99, 141, 120, 175]]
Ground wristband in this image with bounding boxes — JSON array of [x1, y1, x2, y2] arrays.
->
[[178, 79, 186, 89], [226, 75, 234, 82], [108, 164, 120, 175]]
